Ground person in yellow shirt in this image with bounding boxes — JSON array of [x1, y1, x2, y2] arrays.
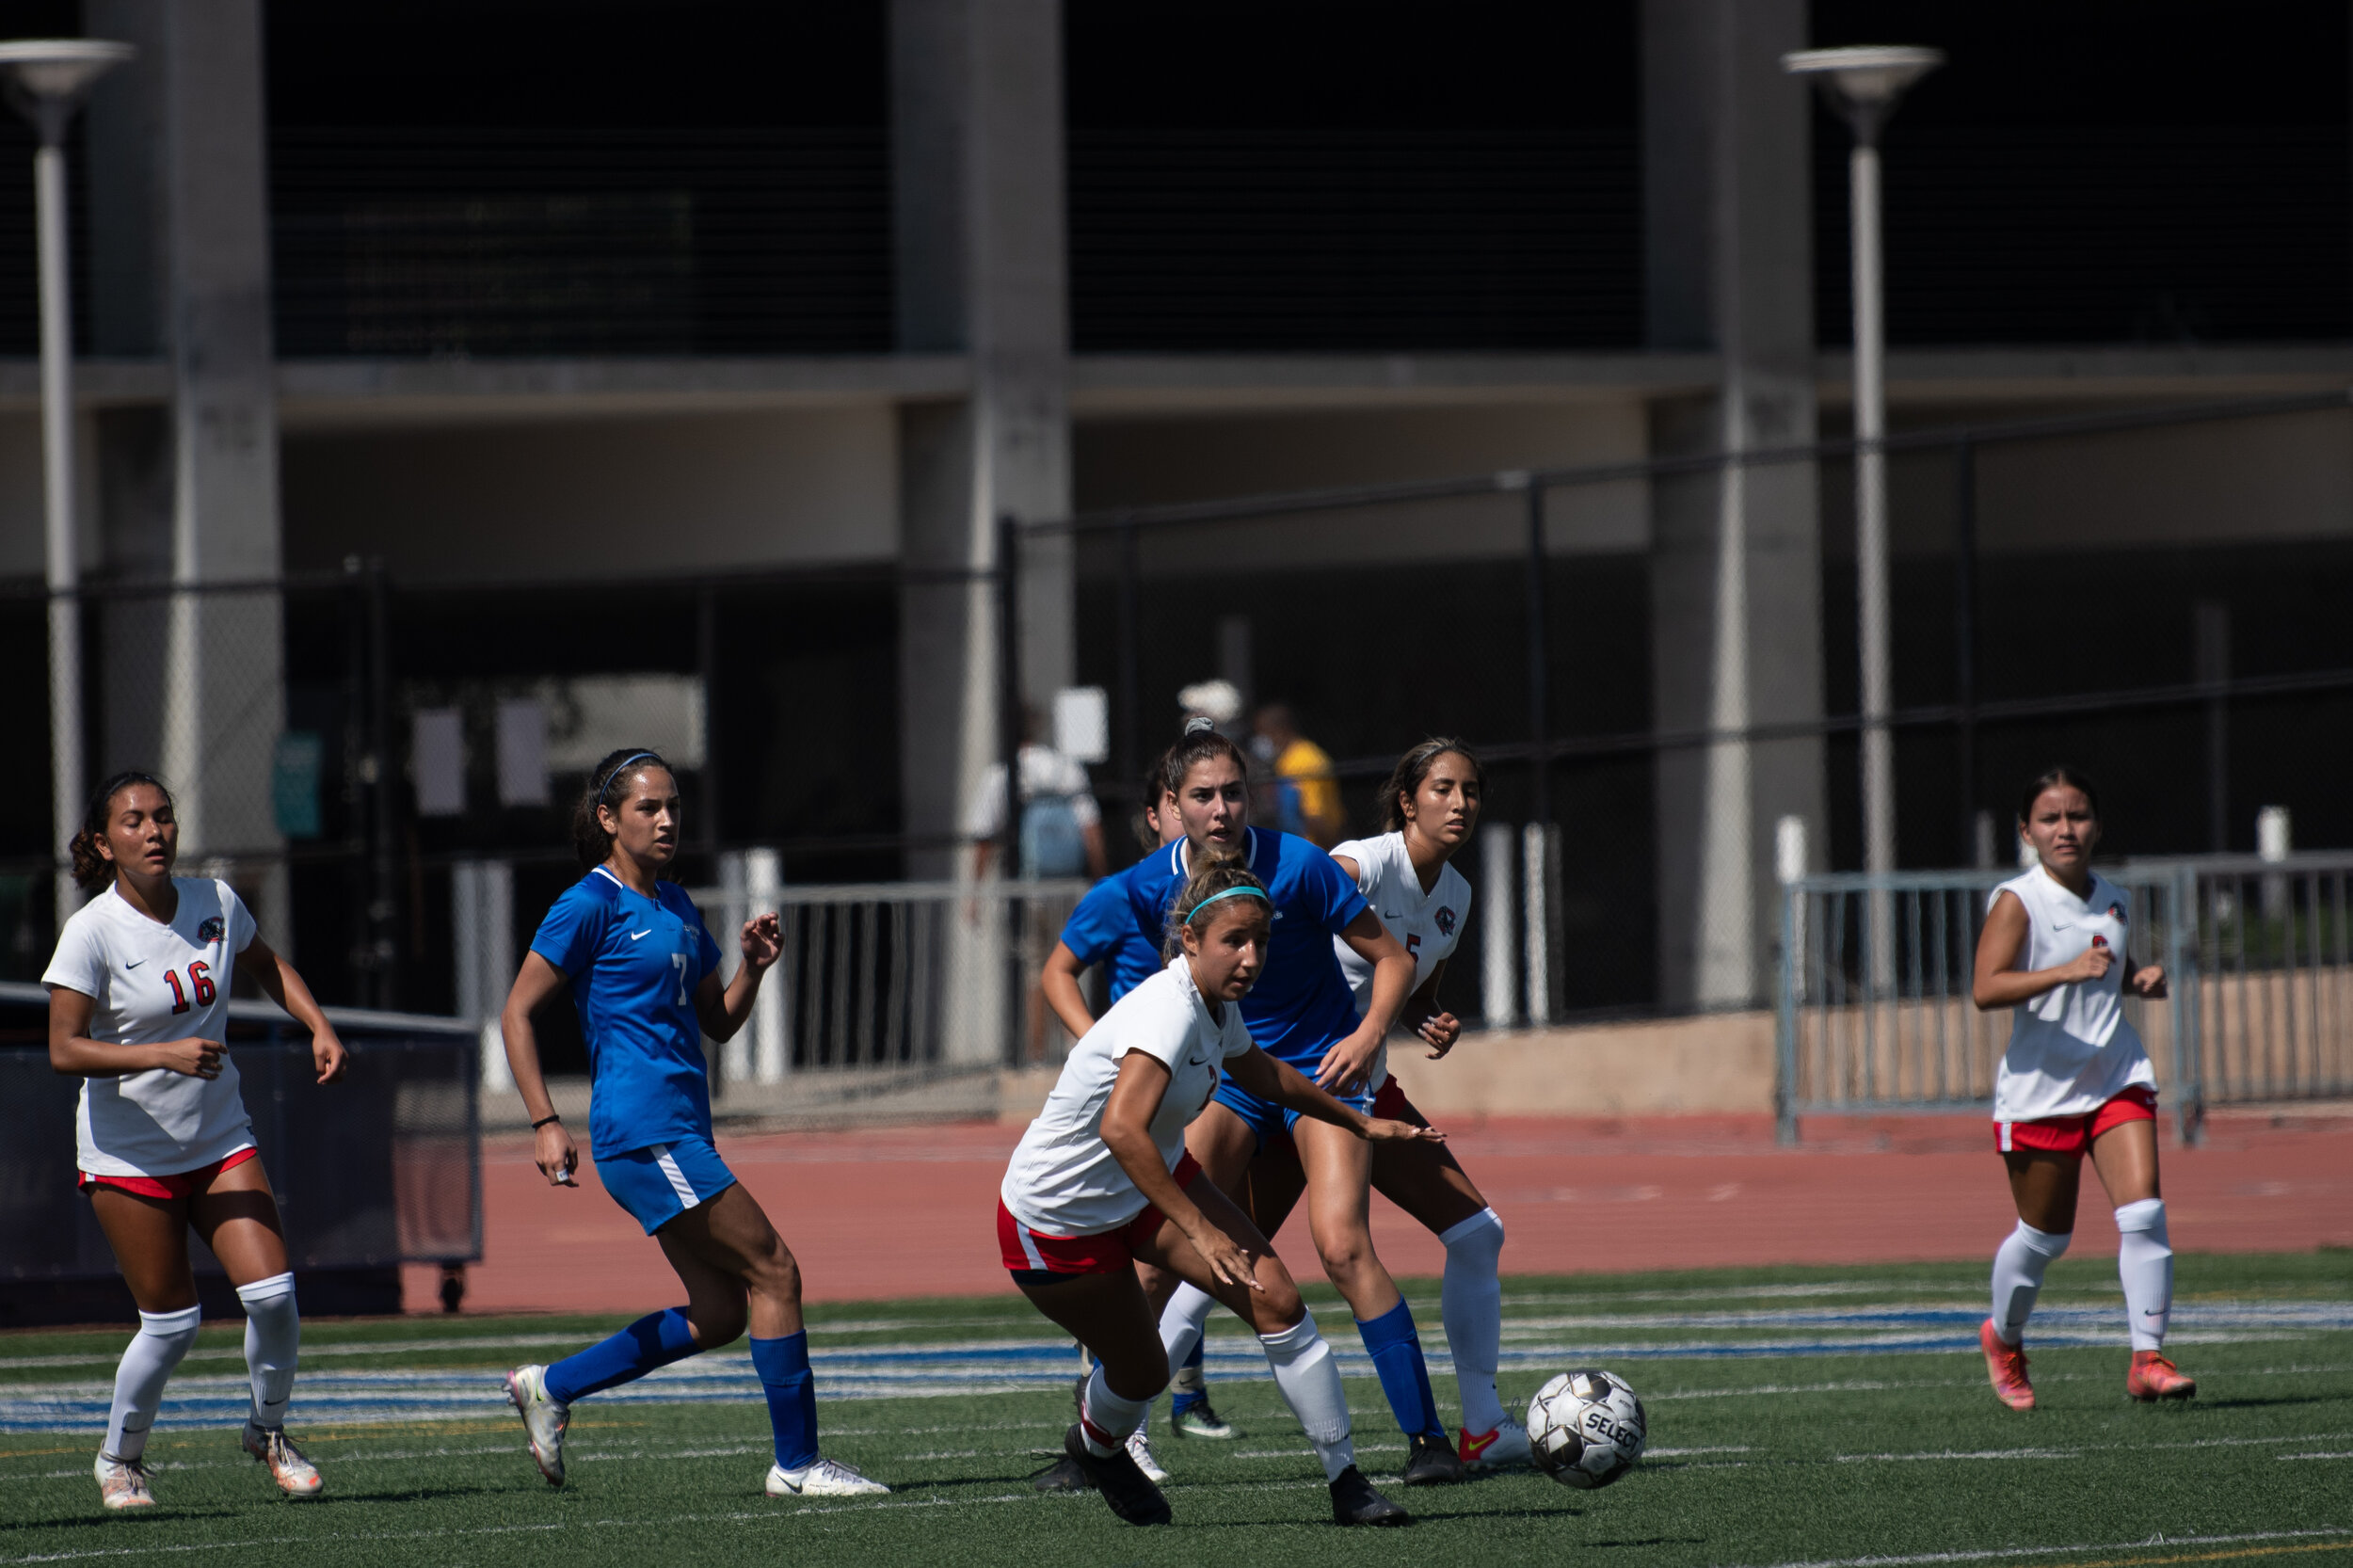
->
[[1253, 705, 1344, 847]]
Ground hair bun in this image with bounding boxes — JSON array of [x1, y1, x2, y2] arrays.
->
[[1183, 714, 1217, 737]]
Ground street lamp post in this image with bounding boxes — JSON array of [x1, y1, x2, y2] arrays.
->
[[1784, 46, 1942, 903], [0, 39, 133, 923]]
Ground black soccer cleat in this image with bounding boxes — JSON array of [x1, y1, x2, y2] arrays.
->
[[1028, 1453, 1091, 1493], [1330, 1464, 1413, 1526], [1061, 1424, 1171, 1526], [1400, 1432, 1465, 1486]]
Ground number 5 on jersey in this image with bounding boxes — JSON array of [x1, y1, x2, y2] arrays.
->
[[162, 960, 216, 1015]]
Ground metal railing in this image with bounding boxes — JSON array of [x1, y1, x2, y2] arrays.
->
[[1775, 855, 2353, 1144], [688, 874, 1093, 1082]]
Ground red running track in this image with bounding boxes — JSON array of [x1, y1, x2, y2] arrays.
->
[[405, 1112, 2353, 1315]]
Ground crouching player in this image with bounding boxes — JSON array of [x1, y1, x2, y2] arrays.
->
[[999, 855, 1440, 1527]]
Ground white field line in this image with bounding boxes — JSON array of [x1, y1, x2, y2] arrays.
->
[[1713, 1526, 2353, 1568], [2282, 1451, 2353, 1460]]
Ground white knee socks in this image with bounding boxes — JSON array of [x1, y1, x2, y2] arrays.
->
[[236, 1272, 300, 1429], [105, 1304, 202, 1462], [2114, 1199, 2172, 1351], [1158, 1282, 1217, 1368], [1259, 1313, 1354, 1482], [1078, 1363, 1149, 1457], [1438, 1207, 1507, 1433], [1990, 1221, 2071, 1345]]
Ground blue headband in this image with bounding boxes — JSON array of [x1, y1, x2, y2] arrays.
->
[[599, 751, 664, 802], [1186, 885, 1271, 924]]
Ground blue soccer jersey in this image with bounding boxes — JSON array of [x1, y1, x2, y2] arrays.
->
[[1083, 826, 1369, 1064], [1058, 872, 1165, 1003], [530, 866, 726, 1159]]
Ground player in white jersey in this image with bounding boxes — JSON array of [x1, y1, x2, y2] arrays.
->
[[1971, 766, 2191, 1410], [1159, 740, 1528, 1468], [1000, 853, 1436, 1527], [42, 773, 348, 1511]]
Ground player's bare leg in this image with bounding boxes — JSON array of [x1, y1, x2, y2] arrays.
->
[[189, 1160, 318, 1496]]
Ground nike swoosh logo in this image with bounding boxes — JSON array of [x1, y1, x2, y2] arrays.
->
[[1461, 1429, 1499, 1461], [123, 959, 144, 969], [629, 930, 652, 941]]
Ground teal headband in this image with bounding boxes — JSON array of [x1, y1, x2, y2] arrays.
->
[[1186, 885, 1271, 924]]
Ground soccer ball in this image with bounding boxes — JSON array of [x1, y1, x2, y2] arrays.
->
[[1527, 1368, 1647, 1489]]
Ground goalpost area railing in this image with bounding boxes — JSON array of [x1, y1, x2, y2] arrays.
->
[[1774, 855, 2353, 1144]]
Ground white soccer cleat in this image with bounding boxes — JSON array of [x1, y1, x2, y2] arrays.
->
[[504, 1364, 568, 1487], [241, 1422, 323, 1496], [1126, 1428, 1170, 1483], [1460, 1416, 1533, 1472], [94, 1452, 156, 1510], [765, 1456, 890, 1497]]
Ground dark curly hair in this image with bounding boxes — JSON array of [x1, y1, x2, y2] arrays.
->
[[571, 748, 674, 871], [71, 771, 174, 891], [1378, 737, 1483, 834]]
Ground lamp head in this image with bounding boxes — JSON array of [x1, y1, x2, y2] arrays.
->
[[1783, 45, 1945, 144], [0, 40, 134, 143]]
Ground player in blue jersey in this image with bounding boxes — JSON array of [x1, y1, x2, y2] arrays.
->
[[496, 748, 886, 1500], [1043, 723, 1466, 1486]]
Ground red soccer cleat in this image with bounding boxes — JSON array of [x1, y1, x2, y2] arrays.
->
[[1980, 1319, 2035, 1411], [2126, 1351, 2196, 1401]]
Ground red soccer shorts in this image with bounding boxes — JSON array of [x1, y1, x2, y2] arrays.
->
[[1370, 1074, 1412, 1121], [79, 1145, 259, 1200], [1994, 1086, 2157, 1157], [999, 1152, 1202, 1278]]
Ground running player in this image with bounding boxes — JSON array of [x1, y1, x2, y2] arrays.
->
[[1045, 724, 1466, 1485], [1971, 766, 2191, 1409], [44, 771, 347, 1510], [1002, 852, 1433, 1526], [499, 749, 886, 1498]]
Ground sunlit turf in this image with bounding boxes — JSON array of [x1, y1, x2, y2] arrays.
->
[[0, 1253, 2346, 1568]]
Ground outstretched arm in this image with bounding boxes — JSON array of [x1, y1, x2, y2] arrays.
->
[[1224, 1044, 1444, 1144]]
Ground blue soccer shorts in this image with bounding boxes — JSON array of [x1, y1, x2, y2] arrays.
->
[[595, 1135, 738, 1235], [1209, 1075, 1374, 1157]]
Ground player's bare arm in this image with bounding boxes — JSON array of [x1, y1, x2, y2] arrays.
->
[[1972, 889, 2114, 1010], [1225, 1043, 1442, 1145], [1316, 910, 1411, 1093], [501, 952, 579, 1188], [233, 935, 347, 1084], [1041, 940, 1097, 1040], [695, 911, 781, 1042], [47, 984, 222, 1080], [1100, 1049, 1259, 1292]]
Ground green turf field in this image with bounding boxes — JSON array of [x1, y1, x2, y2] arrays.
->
[[2, 1253, 2348, 1568]]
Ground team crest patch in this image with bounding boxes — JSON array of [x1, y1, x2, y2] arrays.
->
[[2106, 903, 2127, 922], [198, 916, 226, 943], [1435, 906, 1456, 936]]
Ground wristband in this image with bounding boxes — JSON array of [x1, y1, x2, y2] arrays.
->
[[532, 1114, 563, 1130]]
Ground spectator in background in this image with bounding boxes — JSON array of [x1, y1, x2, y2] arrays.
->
[[968, 707, 1108, 883], [1177, 679, 1248, 745], [1253, 704, 1344, 847]]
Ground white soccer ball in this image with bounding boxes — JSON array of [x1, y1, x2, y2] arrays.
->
[[1527, 1368, 1647, 1489]]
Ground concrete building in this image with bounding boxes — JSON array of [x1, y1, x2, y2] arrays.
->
[[4, 0, 2352, 1016]]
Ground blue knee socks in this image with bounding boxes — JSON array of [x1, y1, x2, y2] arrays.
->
[[544, 1308, 700, 1404], [750, 1331, 819, 1471], [1355, 1298, 1444, 1442]]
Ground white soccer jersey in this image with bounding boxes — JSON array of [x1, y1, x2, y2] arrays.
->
[[1988, 864, 2155, 1125], [1001, 958, 1254, 1237], [1331, 832, 1472, 1091], [41, 879, 259, 1177]]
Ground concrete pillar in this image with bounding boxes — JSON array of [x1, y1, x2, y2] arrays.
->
[[84, 1, 288, 945], [1642, 0, 1826, 1012], [890, 0, 1073, 885]]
